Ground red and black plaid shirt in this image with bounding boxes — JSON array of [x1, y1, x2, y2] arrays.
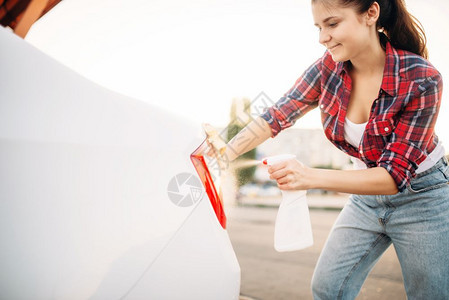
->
[[261, 42, 443, 192]]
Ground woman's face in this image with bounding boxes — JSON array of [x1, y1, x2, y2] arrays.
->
[[312, 1, 372, 62]]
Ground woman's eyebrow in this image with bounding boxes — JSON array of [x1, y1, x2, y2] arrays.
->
[[314, 16, 338, 26]]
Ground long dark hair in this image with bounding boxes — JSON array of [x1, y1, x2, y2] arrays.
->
[[313, 0, 428, 59]]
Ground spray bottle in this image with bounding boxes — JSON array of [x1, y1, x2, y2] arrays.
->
[[263, 154, 313, 252]]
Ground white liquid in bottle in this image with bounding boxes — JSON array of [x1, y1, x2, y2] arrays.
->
[[263, 154, 313, 252]]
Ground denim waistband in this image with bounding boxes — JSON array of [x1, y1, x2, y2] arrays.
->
[[414, 156, 448, 178]]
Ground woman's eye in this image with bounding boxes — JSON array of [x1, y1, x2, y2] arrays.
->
[[329, 23, 338, 28]]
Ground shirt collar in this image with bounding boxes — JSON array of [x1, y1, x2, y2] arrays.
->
[[380, 42, 399, 97], [337, 41, 399, 97], [337, 60, 346, 75]]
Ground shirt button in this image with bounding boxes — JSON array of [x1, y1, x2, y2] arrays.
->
[[384, 127, 390, 132], [359, 150, 363, 154], [320, 104, 324, 109]]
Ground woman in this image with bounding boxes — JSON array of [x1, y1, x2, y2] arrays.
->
[[211, 0, 449, 299]]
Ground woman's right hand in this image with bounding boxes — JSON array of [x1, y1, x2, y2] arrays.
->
[[205, 139, 221, 158], [203, 123, 227, 157], [203, 116, 271, 165]]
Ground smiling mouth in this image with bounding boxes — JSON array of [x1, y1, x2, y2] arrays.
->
[[328, 44, 340, 51]]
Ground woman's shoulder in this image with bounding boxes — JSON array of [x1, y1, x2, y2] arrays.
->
[[394, 47, 441, 82]]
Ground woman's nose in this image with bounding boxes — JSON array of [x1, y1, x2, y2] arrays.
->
[[319, 29, 331, 45]]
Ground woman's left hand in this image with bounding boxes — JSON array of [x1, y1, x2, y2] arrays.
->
[[267, 159, 311, 190]]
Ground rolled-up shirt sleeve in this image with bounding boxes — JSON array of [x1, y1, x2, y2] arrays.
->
[[377, 73, 443, 192], [260, 57, 322, 137]]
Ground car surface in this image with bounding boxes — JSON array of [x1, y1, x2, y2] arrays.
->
[[0, 27, 240, 299]]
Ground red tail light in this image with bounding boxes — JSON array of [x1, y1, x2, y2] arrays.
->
[[190, 140, 227, 229]]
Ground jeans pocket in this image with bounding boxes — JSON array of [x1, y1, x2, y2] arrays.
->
[[407, 166, 449, 194]]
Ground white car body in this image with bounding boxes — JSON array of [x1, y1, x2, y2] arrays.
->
[[0, 27, 240, 299]]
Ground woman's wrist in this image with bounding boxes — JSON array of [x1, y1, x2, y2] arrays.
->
[[305, 167, 322, 190], [223, 146, 234, 163]]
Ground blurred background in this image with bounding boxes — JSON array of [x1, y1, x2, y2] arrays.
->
[[25, 0, 449, 141], [24, 0, 449, 201], [10, 0, 449, 298]]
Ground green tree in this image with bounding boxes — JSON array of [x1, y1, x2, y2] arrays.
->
[[227, 98, 257, 187]]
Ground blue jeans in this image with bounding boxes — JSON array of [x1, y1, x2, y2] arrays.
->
[[311, 157, 449, 300]]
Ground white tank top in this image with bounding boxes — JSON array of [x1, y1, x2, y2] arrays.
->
[[344, 117, 445, 173]]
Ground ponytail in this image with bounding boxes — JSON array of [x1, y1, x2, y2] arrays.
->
[[377, 0, 428, 59], [313, 0, 428, 58]]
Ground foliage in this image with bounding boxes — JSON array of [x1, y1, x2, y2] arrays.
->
[[227, 98, 257, 187]]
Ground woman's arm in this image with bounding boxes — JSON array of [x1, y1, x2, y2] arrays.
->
[[309, 166, 399, 195], [268, 159, 399, 195], [224, 117, 272, 162]]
